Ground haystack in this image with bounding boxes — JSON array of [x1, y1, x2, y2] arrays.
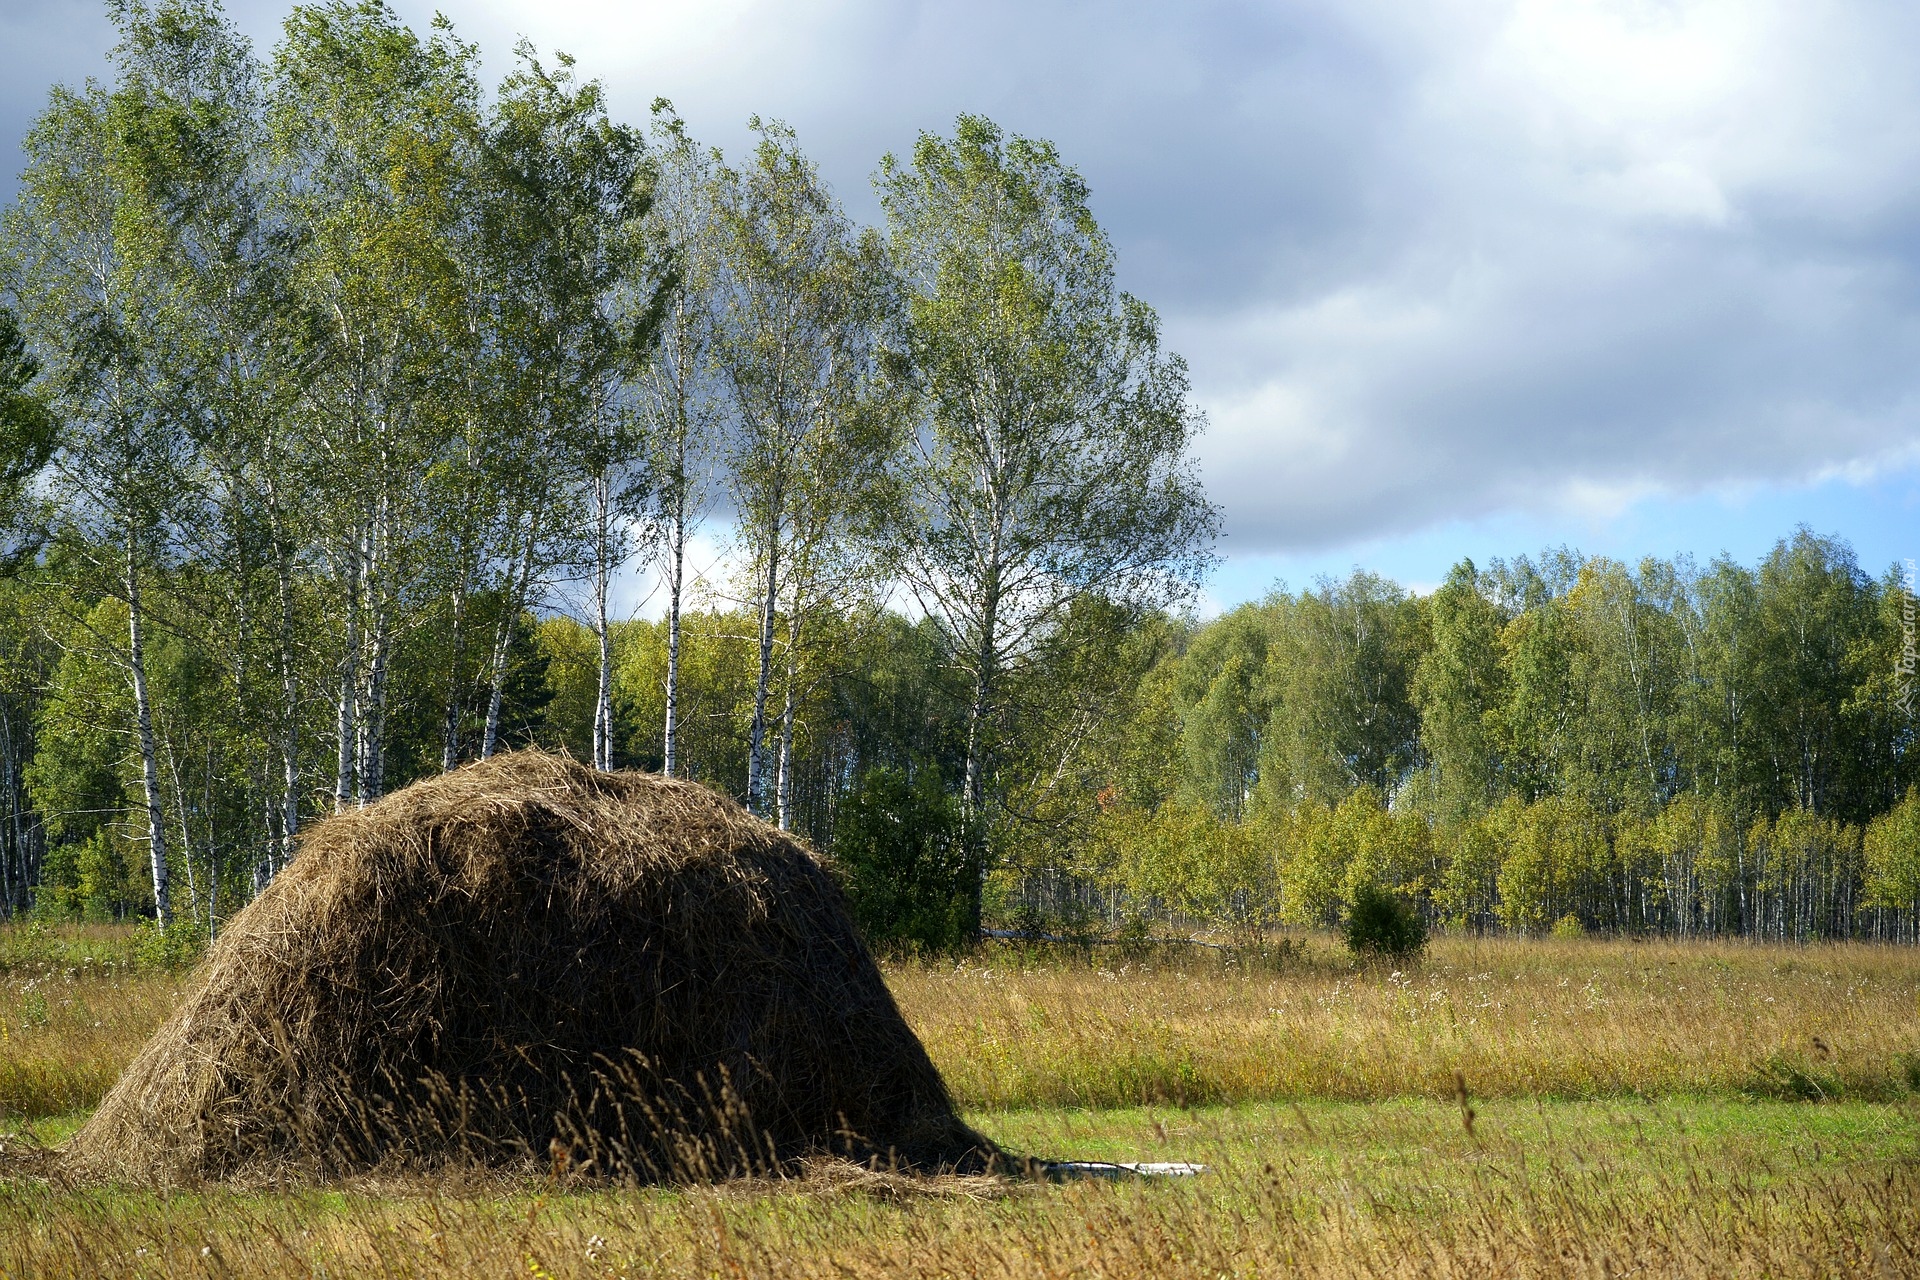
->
[[63, 751, 994, 1185]]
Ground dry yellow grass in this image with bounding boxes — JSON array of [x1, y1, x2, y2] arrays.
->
[[5, 931, 1919, 1122], [1, 1099, 1914, 1277], [893, 935, 1920, 1108], [3, 926, 1918, 1277], [0, 960, 181, 1122]]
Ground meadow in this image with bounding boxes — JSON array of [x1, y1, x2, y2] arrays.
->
[[2, 926, 1916, 1277]]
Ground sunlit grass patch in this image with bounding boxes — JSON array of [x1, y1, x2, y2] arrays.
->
[[0, 1098, 1914, 1277], [2, 924, 1919, 1275], [0, 929, 183, 1120], [892, 934, 1920, 1108]]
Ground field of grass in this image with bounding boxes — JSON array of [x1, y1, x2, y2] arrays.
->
[[893, 935, 1920, 1107], [2, 926, 1917, 1277]]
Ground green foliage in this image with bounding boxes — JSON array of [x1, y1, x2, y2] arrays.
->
[[1270, 787, 1432, 930], [1489, 794, 1602, 934], [1415, 560, 1506, 819], [1434, 815, 1500, 930], [1343, 881, 1427, 961], [24, 601, 132, 850], [1492, 595, 1579, 804], [1171, 606, 1271, 821], [33, 830, 141, 923], [130, 917, 207, 970], [1092, 797, 1276, 947], [1865, 787, 1920, 910], [878, 112, 1218, 841], [1263, 574, 1425, 805], [608, 610, 757, 788], [989, 595, 1179, 926], [832, 766, 977, 952], [0, 2, 1913, 951], [0, 305, 57, 569]]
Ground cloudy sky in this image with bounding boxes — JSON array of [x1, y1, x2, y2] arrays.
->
[[6, 0, 1918, 606]]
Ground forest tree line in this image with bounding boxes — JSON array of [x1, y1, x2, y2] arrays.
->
[[1086, 543, 1920, 945], [515, 541, 1920, 945], [0, 2, 1915, 947], [0, 0, 1212, 940]]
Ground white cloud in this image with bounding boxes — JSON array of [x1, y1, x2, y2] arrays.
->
[[601, 529, 743, 623], [1160, 0, 1920, 549]]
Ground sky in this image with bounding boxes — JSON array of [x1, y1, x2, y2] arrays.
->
[[5, 0, 1919, 613]]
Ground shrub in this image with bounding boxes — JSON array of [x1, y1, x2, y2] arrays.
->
[[132, 920, 209, 971], [1551, 912, 1586, 939], [832, 766, 980, 953], [1344, 882, 1426, 961]]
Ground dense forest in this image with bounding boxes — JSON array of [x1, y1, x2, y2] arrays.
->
[[0, 2, 1915, 946]]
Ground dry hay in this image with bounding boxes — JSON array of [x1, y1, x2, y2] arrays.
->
[[61, 751, 996, 1186]]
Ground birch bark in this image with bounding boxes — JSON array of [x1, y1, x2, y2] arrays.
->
[[125, 535, 171, 929]]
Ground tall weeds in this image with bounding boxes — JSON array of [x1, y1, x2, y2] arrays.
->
[[3, 926, 1918, 1276], [893, 935, 1920, 1108], [2, 1101, 1914, 1278]]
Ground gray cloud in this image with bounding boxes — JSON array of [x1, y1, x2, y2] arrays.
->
[[1, 0, 113, 171], [6, 0, 1918, 556]]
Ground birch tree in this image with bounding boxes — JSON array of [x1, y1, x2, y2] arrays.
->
[[465, 47, 653, 761], [877, 115, 1216, 838], [710, 120, 877, 818], [268, 1, 479, 805], [768, 387, 895, 831], [113, 1, 312, 886], [638, 105, 724, 779], [1, 22, 216, 926]]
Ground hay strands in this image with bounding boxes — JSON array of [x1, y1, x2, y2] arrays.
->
[[61, 750, 997, 1186]]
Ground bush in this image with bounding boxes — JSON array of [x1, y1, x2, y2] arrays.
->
[[1551, 912, 1586, 939], [132, 919, 209, 971], [832, 767, 979, 953], [1344, 882, 1426, 961]]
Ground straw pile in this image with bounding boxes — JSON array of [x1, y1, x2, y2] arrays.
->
[[62, 751, 994, 1185]]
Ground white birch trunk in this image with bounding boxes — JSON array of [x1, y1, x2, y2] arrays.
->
[[962, 594, 1000, 817], [662, 478, 687, 779], [482, 507, 542, 761], [333, 526, 361, 812], [593, 594, 612, 770], [362, 588, 392, 801], [775, 683, 795, 832], [126, 537, 172, 930], [592, 473, 614, 772], [746, 521, 781, 817], [440, 567, 470, 772], [354, 525, 375, 804], [164, 735, 200, 930], [274, 548, 299, 877], [774, 605, 803, 831], [355, 489, 398, 802]]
